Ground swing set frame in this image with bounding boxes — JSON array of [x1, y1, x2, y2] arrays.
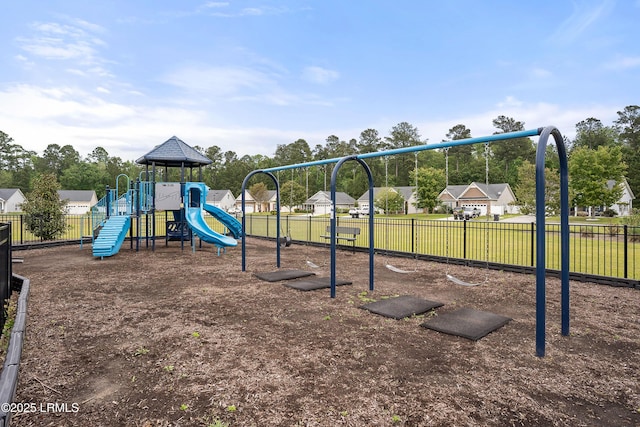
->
[[241, 126, 569, 357]]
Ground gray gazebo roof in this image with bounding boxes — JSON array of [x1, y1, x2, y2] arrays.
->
[[136, 136, 212, 167]]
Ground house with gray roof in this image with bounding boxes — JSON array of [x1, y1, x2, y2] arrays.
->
[[234, 190, 257, 213], [606, 179, 634, 216], [233, 189, 355, 215], [57, 190, 98, 215], [0, 188, 26, 213], [356, 186, 419, 214], [303, 191, 355, 216], [581, 179, 635, 216], [206, 189, 236, 212], [439, 182, 518, 215]]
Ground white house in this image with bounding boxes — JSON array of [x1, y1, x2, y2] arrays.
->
[[605, 179, 634, 216], [206, 189, 236, 212], [356, 186, 419, 214], [0, 189, 26, 213], [57, 190, 98, 215], [303, 191, 356, 216], [439, 182, 519, 215], [234, 190, 257, 213]]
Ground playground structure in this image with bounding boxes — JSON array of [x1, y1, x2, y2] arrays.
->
[[241, 126, 569, 357], [91, 136, 242, 259]]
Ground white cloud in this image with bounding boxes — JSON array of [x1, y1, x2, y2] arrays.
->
[[0, 83, 303, 160], [241, 8, 264, 16], [160, 64, 336, 107], [14, 54, 34, 68], [161, 65, 276, 97], [417, 97, 619, 145], [201, 2, 229, 9], [604, 56, 640, 70], [0, 82, 623, 168], [530, 67, 553, 79], [497, 96, 523, 108], [549, 0, 614, 45], [15, 19, 110, 78], [302, 66, 340, 85], [207, 5, 288, 18]]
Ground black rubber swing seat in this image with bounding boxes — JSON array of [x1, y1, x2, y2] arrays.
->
[[254, 269, 315, 282], [360, 295, 444, 320], [420, 307, 512, 341], [284, 276, 352, 291]]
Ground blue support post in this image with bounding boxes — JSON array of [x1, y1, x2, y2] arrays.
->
[[535, 126, 570, 357], [330, 156, 374, 298]]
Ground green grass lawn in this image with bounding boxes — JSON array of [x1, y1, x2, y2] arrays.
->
[[244, 214, 640, 279], [4, 212, 638, 280]]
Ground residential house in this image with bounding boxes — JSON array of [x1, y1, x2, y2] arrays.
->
[[0, 189, 26, 213], [439, 182, 518, 215], [235, 189, 355, 214], [234, 190, 257, 213], [206, 189, 236, 212], [303, 191, 356, 216], [356, 186, 419, 214], [57, 190, 98, 215], [607, 179, 634, 216]]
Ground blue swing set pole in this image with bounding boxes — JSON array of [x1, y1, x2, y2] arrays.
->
[[259, 129, 542, 174], [535, 126, 570, 357]]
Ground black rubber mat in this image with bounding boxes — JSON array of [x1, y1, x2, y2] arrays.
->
[[360, 295, 444, 320], [284, 277, 352, 291], [421, 307, 512, 341], [254, 269, 316, 282]]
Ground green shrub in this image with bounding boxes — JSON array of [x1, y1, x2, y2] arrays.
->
[[580, 226, 594, 237], [622, 209, 640, 241]]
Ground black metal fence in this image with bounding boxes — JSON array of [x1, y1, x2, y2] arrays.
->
[[0, 214, 92, 246], [2, 213, 639, 288], [243, 215, 640, 288], [0, 223, 12, 332]]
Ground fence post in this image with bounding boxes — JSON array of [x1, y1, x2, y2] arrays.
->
[[411, 218, 415, 254], [463, 220, 467, 260], [530, 222, 535, 267], [624, 224, 628, 279], [308, 215, 311, 242], [20, 214, 24, 244]]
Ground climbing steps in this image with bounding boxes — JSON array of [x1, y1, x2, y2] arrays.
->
[[92, 216, 131, 258]]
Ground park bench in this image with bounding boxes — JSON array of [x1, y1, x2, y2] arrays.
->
[[321, 226, 360, 252]]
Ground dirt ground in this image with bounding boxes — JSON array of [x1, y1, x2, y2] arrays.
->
[[7, 238, 640, 426]]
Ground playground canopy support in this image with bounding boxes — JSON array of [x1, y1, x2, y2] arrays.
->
[[241, 126, 569, 357]]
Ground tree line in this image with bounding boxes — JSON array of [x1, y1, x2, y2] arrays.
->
[[1, 105, 638, 214]]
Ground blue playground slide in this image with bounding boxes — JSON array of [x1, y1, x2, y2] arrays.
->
[[92, 215, 131, 258], [203, 203, 243, 239], [184, 182, 239, 251]]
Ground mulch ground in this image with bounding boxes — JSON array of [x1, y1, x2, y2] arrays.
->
[[6, 238, 640, 426]]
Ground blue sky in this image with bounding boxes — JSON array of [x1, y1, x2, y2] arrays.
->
[[1, 0, 639, 162]]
